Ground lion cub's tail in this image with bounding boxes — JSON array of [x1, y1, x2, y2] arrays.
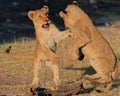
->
[[105, 58, 119, 92]]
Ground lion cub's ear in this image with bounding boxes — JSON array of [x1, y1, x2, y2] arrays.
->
[[72, 1, 78, 6], [43, 6, 49, 12], [28, 11, 34, 20], [59, 11, 65, 18]]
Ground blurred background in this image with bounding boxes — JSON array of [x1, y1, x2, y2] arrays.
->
[[0, 0, 120, 43]]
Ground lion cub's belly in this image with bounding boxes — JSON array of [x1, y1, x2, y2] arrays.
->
[[40, 35, 56, 60], [47, 35, 56, 52], [82, 41, 114, 58]]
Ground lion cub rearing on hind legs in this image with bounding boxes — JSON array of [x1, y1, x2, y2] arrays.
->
[[28, 6, 72, 92], [59, 2, 118, 92]]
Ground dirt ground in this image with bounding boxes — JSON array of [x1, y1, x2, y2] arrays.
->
[[0, 0, 120, 96]]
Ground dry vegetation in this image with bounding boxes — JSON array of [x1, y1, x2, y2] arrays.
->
[[0, 21, 120, 96]]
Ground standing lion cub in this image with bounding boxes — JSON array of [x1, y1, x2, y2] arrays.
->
[[59, 3, 118, 92], [28, 6, 72, 92]]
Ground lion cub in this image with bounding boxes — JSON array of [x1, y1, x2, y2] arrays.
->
[[28, 6, 72, 91], [59, 3, 118, 91]]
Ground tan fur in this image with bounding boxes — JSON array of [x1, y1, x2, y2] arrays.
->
[[59, 4, 118, 91], [28, 6, 72, 90]]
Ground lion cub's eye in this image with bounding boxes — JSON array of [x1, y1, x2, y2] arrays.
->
[[63, 10, 67, 14]]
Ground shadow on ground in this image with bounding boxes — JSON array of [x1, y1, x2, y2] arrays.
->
[[64, 66, 96, 76]]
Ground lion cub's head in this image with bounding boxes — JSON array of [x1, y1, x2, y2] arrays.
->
[[28, 6, 51, 29], [59, 2, 80, 28]]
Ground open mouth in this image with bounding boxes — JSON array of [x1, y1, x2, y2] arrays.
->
[[42, 23, 50, 28]]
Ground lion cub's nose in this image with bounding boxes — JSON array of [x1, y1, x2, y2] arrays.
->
[[46, 19, 49, 22]]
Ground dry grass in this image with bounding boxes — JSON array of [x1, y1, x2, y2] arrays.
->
[[0, 21, 120, 96], [0, 40, 35, 95]]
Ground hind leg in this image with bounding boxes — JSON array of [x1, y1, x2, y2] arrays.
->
[[29, 44, 42, 91], [96, 74, 112, 91], [83, 73, 102, 86], [68, 39, 80, 60], [89, 57, 114, 91], [87, 74, 113, 92], [46, 60, 61, 88], [68, 36, 90, 60], [83, 73, 112, 92]]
